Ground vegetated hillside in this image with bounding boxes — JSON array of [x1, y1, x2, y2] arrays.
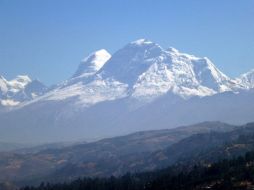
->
[[0, 122, 235, 187], [141, 122, 254, 170], [20, 151, 254, 190], [48, 122, 254, 182], [3, 122, 254, 189]]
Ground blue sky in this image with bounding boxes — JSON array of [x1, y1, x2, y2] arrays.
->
[[0, 0, 254, 85]]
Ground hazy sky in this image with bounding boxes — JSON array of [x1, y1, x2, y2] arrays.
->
[[1, 0, 254, 85]]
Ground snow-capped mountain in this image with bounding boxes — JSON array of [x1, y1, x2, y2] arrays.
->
[[0, 39, 254, 143], [0, 75, 47, 106], [72, 49, 111, 78], [32, 39, 244, 107], [35, 48, 128, 106], [237, 69, 254, 89]]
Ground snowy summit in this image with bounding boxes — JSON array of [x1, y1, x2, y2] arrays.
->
[[0, 39, 253, 108]]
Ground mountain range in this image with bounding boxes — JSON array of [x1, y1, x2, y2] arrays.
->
[[0, 39, 254, 143]]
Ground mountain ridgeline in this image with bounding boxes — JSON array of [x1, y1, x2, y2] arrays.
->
[[1, 122, 254, 188], [0, 39, 254, 143], [0, 122, 254, 189]]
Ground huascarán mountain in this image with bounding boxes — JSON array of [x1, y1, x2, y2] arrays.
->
[[0, 39, 254, 143], [2, 39, 253, 107]]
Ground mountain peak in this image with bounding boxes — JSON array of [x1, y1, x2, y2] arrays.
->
[[0, 74, 48, 106], [127, 39, 162, 50], [81, 49, 110, 62], [239, 69, 254, 88], [167, 47, 179, 53], [14, 75, 32, 83], [8, 75, 32, 89], [130, 39, 154, 46], [73, 49, 111, 78], [98, 39, 164, 85]]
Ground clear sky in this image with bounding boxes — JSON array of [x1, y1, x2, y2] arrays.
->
[[0, 0, 254, 85]]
